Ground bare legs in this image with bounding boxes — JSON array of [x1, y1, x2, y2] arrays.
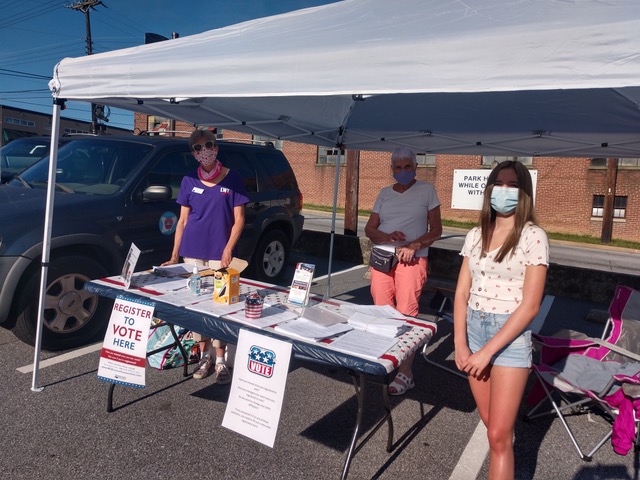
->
[[468, 365, 530, 480]]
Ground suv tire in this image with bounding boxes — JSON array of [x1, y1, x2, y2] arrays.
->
[[252, 230, 290, 282], [12, 256, 113, 351]]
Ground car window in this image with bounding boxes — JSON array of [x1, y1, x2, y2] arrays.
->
[[143, 150, 196, 200], [1, 139, 51, 177], [217, 148, 258, 193], [255, 150, 298, 191], [13, 139, 153, 195]]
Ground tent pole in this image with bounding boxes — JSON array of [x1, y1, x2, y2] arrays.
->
[[326, 147, 342, 298], [31, 100, 63, 392]]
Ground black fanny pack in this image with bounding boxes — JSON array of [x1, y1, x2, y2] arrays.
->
[[369, 246, 398, 273]]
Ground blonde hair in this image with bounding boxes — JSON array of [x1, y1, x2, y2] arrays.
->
[[188, 129, 217, 150]]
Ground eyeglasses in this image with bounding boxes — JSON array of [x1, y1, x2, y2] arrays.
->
[[192, 141, 216, 152]]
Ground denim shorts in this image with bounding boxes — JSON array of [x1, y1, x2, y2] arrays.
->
[[466, 307, 532, 368]]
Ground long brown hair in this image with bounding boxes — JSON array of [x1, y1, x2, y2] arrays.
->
[[480, 161, 537, 262]]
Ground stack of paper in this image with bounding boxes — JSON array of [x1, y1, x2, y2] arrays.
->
[[274, 318, 352, 341], [328, 330, 399, 361], [347, 312, 411, 338]]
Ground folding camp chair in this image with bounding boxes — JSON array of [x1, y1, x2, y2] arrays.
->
[[525, 285, 640, 461]]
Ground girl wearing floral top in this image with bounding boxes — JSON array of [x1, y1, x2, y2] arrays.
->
[[453, 160, 549, 480]]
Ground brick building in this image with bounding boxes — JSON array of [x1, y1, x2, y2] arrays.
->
[[135, 113, 640, 243], [1, 104, 130, 145]]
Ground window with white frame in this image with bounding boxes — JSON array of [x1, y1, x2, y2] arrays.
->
[[416, 153, 436, 166], [317, 146, 347, 165], [592, 195, 627, 218], [481, 156, 533, 167], [252, 135, 282, 150], [591, 157, 640, 168]]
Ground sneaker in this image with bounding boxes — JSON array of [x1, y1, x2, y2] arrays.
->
[[193, 356, 214, 380], [211, 362, 232, 385]]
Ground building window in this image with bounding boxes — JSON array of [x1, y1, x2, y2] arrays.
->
[[317, 146, 347, 165], [481, 156, 533, 167], [4, 116, 36, 127], [591, 157, 640, 168], [252, 135, 282, 150], [416, 153, 436, 166], [592, 195, 627, 218]]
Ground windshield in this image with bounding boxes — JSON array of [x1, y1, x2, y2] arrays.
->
[[1, 138, 52, 181], [10, 138, 153, 195]]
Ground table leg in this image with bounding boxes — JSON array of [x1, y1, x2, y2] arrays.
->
[[341, 372, 394, 480]]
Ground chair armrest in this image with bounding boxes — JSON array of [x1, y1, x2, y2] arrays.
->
[[590, 339, 640, 363]]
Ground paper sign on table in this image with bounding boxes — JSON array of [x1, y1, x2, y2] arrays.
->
[[97, 295, 154, 388], [222, 329, 293, 448], [121, 243, 141, 289], [287, 262, 315, 306]]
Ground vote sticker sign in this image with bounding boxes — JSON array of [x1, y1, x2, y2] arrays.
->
[[97, 295, 155, 388]]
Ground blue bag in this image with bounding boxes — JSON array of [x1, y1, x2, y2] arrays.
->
[[147, 324, 201, 370]]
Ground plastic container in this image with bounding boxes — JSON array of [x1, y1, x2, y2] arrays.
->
[[188, 267, 201, 295]]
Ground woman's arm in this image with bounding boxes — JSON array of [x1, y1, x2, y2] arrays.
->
[[453, 256, 472, 370], [162, 205, 190, 265], [221, 204, 245, 268], [397, 206, 443, 262], [364, 211, 406, 244]]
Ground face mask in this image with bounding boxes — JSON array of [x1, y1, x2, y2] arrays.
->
[[194, 148, 217, 167], [491, 186, 519, 214], [393, 170, 416, 186]]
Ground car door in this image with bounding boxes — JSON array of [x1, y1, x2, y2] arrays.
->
[[124, 146, 197, 269]]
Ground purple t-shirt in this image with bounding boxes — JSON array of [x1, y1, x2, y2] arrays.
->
[[176, 169, 249, 261]]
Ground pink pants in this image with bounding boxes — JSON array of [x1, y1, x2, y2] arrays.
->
[[370, 257, 427, 317]]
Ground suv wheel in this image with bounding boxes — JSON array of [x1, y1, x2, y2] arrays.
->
[[252, 230, 290, 282], [12, 255, 113, 351]]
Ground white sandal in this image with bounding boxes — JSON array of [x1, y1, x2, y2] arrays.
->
[[388, 372, 415, 396]]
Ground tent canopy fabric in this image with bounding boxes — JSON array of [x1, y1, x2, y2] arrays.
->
[[49, 0, 640, 157]]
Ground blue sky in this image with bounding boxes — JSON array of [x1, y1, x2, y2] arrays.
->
[[0, 0, 339, 130]]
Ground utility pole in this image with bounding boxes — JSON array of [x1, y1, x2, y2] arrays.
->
[[67, 0, 105, 134]]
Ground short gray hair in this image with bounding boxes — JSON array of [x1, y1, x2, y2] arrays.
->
[[391, 147, 417, 168]]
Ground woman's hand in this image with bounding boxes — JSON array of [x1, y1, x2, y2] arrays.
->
[[461, 349, 492, 378], [454, 344, 472, 372], [387, 231, 406, 242], [221, 248, 233, 269], [161, 257, 179, 267]]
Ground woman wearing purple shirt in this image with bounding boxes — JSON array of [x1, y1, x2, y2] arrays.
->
[[163, 129, 249, 383]]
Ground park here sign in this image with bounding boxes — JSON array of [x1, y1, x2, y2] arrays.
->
[[451, 169, 537, 210]]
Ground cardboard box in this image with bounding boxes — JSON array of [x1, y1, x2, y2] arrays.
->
[[213, 268, 240, 304]]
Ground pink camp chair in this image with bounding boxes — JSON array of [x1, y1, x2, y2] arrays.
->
[[525, 285, 640, 461]]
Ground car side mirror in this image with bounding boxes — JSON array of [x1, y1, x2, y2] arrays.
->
[[142, 185, 172, 202]]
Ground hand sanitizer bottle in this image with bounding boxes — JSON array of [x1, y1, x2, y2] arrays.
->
[[188, 267, 201, 295]]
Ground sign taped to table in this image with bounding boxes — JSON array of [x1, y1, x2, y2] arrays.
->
[[97, 295, 154, 388], [222, 329, 292, 447]]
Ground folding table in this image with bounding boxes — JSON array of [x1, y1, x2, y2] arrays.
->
[[85, 273, 436, 480]]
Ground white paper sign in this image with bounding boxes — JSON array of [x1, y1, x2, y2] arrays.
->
[[451, 169, 537, 210], [121, 243, 141, 289], [222, 329, 292, 448], [97, 295, 154, 388]]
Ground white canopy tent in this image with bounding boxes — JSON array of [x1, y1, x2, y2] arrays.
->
[[33, 0, 640, 389]]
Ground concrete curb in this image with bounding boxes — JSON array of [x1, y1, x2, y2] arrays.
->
[[292, 230, 640, 304]]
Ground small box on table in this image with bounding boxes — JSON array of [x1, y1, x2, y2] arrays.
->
[[214, 268, 240, 304]]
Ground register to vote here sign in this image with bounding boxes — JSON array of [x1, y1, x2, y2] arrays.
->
[[97, 295, 154, 388]]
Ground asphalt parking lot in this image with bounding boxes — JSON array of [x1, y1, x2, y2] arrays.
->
[[2, 251, 639, 480]]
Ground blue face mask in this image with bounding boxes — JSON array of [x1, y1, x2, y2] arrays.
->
[[491, 187, 519, 214], [393, 170, 416, 186]]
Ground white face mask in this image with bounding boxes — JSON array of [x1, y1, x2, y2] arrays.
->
[[194, 148, 217, 167], [491, 187, 519, 214]]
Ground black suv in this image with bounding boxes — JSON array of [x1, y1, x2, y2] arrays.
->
[[0, 135, 303, 350]]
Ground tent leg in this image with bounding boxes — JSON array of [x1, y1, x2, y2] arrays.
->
[[31, 101, 63, 392]]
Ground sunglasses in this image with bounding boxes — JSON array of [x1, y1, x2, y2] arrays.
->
[[192, 141, 216, 152]]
